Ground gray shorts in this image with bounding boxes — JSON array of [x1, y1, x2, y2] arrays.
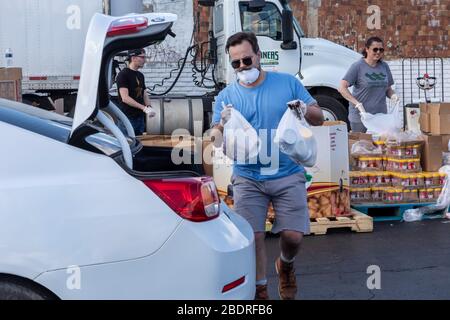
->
[[231, 172, 310, 234]]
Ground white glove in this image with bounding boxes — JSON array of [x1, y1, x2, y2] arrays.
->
[[143, 106, 156, 117], [355, 102, 366, 113], [220, 102, 232, 126], [390, 94, 399, 104]]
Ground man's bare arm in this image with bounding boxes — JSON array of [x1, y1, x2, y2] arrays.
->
[[119, 88, 145, 111], [305, 102, 324, 126], [143, 90, 152, 107]]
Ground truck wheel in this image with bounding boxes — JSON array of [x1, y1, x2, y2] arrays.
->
[[0, 279, 55, 300], [313, 94, 348, 124]]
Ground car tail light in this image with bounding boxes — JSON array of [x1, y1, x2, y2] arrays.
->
[[222, 276, 246, 293], [107, 16, 148, 37], [144, 177, 220, 222]]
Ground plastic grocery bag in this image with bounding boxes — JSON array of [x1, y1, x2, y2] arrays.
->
[[360, 100, 403, 135], [351, 140, 383, 156], [274, 100, 317, 167], [403, 165, 450, 221], [223, 106, 260, 162]]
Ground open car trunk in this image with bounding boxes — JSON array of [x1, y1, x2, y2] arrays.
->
[[132, 145, 205, 176], [70, 13, 212, 180]]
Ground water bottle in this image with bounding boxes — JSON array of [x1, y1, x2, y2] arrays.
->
[[4, 48, 13, 67]]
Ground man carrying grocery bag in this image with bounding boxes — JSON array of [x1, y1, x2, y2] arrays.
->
[[211, 32, 324, 300]]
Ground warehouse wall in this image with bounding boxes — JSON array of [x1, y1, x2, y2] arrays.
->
[[144, 0, 450, 100], [291, 0, 450, 59]]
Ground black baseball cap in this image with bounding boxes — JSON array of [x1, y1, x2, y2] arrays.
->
[[127, 48, 145, 59]]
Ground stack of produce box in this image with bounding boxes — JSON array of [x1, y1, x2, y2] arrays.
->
[[350, 137, 446, 204]]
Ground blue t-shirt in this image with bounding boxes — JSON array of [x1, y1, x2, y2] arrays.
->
[[212, 71, 316, 181]]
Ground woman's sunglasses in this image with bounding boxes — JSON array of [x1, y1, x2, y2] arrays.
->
[[372, 48, 385, 53], [230, 56, 253, 69]]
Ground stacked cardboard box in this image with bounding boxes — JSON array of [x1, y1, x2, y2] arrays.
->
[[420, 103, 450, 135], [305, 121, 351, 218], [419, 103, 450, 171], [0, 67, 22, 102]]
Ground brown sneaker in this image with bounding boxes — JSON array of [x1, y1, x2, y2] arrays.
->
[[254, 284, 269, 300], [275, 257, 297, 300]]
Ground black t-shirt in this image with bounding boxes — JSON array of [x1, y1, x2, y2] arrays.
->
[[116, 68, 146, 118]]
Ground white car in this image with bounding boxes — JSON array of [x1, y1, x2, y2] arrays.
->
[[0, 12, 255, 299]]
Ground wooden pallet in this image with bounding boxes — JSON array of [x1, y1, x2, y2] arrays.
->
[[309, 210, 373, 235], [351, 202, 437, 222], [265, 209, 373, 235]]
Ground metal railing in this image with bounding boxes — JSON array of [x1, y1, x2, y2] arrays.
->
[[401, 57, 445, 104]]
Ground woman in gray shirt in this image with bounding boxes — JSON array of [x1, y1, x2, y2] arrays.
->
[[339, 37, 399, 132]]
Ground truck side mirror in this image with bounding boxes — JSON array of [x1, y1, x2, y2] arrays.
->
[[281, 9, 297, 50]]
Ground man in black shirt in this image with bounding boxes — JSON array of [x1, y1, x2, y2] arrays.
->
[[116, 48, 155, 136]]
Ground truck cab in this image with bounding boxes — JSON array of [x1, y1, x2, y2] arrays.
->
[[208, 0, 361, 123]]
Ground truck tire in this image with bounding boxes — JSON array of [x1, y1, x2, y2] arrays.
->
[[0, 278, 55, 300], [313, 94, 348, 125]]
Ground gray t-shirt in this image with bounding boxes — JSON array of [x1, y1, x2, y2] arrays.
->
[[343, 58, 394, 123]]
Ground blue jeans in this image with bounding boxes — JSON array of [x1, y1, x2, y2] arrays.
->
[[119, 115, 145, 136]]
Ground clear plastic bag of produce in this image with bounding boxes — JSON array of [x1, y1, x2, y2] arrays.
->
[[403, 166, 450, 221], [223, 107, 260, 162], [351, 140, 383, 156], [385, 131, 424, 145], [274, 100, 317, 167]]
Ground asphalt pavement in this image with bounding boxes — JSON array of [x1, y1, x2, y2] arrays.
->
[[265, 218, 450, 300]]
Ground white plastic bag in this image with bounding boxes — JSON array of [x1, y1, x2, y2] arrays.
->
[[403, 166, 450, 221], [223, 107, 260, 162], [274, 100, 317, 167], [360, 100, 403, 135], [351, 140, 383, 156]]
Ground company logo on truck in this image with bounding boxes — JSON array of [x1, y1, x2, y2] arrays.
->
[[261, 51, 279, 66]]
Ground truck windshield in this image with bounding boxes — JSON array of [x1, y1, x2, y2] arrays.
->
[[239, 1, 305, 39], [239, 2, 283, 41]]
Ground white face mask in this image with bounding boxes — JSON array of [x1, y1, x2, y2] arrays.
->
[[237, 68, 260, 85]]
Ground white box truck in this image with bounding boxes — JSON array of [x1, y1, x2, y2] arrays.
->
[[0, 0, 142, 110], [1, 0, 360, 125]]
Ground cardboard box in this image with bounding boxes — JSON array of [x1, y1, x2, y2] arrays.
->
[[442, 135, 450, 152], [0, 67, 22, 102], [307, 121, 350, 187], [419, 112, 431, 133], [421, 134, 443, 172], [419, 103, 432, 133], [138, 134, 214, 177], [348, 132, 372, 157], [348, 132, 372, 141], [428, 103, 450, 135], [419, 103, 428, 114], [305, 121, 352, 218]]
